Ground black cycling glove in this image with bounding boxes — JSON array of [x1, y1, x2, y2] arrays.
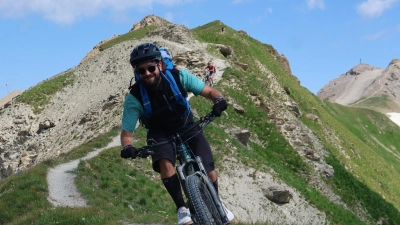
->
[[120, 145, 138, 159], [212, 99, 227, 117]]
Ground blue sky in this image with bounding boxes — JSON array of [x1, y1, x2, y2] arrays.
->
[[0, 0, 399, 99]]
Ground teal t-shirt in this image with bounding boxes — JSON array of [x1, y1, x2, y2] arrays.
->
[[122, 69, 205, 132]]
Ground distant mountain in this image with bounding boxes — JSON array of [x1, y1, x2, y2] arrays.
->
[[317, 59, 400, 113]]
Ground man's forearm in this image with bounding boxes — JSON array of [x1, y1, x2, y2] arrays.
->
[[120, 130, 133, 147], [200, 85, 223, 101]]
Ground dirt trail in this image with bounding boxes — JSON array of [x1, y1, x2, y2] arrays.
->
[[47, 135, 120, 207]]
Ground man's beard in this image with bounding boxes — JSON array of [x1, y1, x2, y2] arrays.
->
[[143, 73, 162, 90]]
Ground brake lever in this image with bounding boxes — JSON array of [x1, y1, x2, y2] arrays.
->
[[146, 138, 157, 145]]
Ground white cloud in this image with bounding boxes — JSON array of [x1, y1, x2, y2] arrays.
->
[[306, 0, 325, 10], [357, 0, 398, 18], [249, 7, 272, 24], [362, 30, 387, 40], [0, 0, 192, 25]]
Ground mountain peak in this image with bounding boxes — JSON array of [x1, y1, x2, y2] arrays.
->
[[389, 58, 400, 68], [345, 63, 378, 76], [129, 14, 172, 32]]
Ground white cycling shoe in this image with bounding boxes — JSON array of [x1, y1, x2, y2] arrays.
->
[[178, 204, 233, 224], [222, 202, 235, 222], [177, 206, 193, 225]]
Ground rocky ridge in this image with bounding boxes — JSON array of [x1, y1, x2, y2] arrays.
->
[[80, 34, 120, 64]]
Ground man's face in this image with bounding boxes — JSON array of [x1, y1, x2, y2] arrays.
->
[[136, 61, 163, 88]]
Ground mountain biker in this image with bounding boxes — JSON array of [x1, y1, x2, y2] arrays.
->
[[204, 61, 215, 85], [120, 42, 234, 225]]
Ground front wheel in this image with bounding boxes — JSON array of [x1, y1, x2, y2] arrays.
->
[[205, 78, 213, 87], [186, 175, 224, 225], [209, 78, 214, 87], [203, 76, 211, 86]]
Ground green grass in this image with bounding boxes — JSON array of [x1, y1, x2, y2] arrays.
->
[[0, 162, 50, 225], [350, 94, 394, 111], [75, 145, 175, 224], [15, 72, 75, 114]]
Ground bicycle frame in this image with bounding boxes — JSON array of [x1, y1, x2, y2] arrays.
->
[[203, 70, 210, 81], [137, 112, 229, 224], [203, 71, 214, 87]]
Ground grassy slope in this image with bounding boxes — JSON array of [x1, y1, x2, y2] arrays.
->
[[1, 20, 400, 225], [15, 72, 75, 114], [191, 20, 400, 223]]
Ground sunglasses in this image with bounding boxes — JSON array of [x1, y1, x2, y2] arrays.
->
[[136, 64, 158, 75]]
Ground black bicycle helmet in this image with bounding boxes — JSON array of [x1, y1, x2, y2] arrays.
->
[[129, 42, 162, 67]]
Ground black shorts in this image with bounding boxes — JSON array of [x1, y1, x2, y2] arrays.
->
[[147, 125, 215, 173]]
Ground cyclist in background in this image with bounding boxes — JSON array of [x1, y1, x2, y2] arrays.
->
[[204, 62, 216, 85], [119, 43, 234, 225]]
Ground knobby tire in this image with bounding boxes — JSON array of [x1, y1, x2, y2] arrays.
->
[[186, 175, 224, 225], [209, 79, 214, 87]]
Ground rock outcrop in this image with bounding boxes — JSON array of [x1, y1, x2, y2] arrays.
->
[[129, 14, 171, 32], [266, 44, 293, 76]]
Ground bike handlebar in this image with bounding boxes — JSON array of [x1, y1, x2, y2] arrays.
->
[[136, 111, 217, 158]]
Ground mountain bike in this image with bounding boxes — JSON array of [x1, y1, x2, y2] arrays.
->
[[202, 71, 214, 87], [136, 111, 230, 225]]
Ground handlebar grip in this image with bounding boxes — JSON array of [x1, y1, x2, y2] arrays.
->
[[138, 149, 154, 158], [203, 111, 216, 121]]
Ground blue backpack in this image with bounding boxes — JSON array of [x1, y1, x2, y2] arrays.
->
[[133, 48, 191, 119]]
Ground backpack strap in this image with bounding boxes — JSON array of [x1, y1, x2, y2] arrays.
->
[[128, 70, 153, 118], [139, 81, 152, 118], [169, 69, 187, 98], [161, 69, 190, 116]]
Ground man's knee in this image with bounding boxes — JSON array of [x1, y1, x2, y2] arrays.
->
[[159, 159, 176, 178], [208, 170, 217, 182], [159, 158, 174, 169]]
